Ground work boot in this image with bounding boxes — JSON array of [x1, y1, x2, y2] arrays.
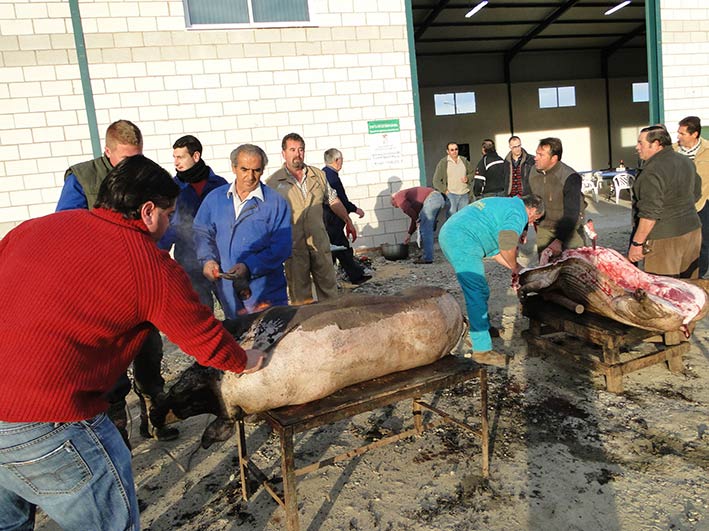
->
[[136, 386, 179, 441], [107, 399, 132, 451]]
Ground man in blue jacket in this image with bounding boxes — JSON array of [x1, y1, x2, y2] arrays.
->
[[159, 135, 228, 308], [194, 144, 292, 317]]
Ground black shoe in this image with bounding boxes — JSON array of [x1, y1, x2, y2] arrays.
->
[[413, 259, 433, 264], [350, 275, 371, 285], [140, 421, 179, 441]]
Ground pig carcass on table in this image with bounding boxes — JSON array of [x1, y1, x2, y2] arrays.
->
[[163, 287, 464, 446], [518, 246, 708, 333]]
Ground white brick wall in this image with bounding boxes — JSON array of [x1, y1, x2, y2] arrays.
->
[[0, 0, 419, 247], [661, 1, 709, 127]]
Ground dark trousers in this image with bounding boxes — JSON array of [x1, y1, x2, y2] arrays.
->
[[325, 211, 366, 282], [105, 326, 165, 447], [699, 199, 709, 278]]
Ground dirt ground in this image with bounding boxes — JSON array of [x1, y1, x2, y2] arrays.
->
[[39, 196, 709, 531]]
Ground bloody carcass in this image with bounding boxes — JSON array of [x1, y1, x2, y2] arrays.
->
[[163, 287, 464, 445], [518, 246, 708, 333]]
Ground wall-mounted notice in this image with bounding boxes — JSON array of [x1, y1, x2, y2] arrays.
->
[[368, 119, 401, 168]]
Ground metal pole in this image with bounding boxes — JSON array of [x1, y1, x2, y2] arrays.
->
[[68, 0, 101, 157], [602, 52, 612, 168], [645, 0, 664, 124], [504, 54, 514, 135], [405, 0, 427, 185]]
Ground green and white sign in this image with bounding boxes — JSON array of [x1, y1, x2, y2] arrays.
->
[[367, 119, 400, 134], [368, 119, 401, 169]]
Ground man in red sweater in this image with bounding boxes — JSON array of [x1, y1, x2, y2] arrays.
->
[[0, 155, 263, 530]]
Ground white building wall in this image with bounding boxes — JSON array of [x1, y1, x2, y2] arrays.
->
[[660, 0, 709, 130], [0, 0, 418, 247]]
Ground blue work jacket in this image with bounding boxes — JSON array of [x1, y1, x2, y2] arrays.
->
[[193, 182, 292, 318]]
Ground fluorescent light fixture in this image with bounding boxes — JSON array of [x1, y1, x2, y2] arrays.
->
[[465, 0, 489, 18], [604, 1, 631, 16]]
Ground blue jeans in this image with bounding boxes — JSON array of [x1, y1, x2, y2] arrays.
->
[[419, 191, 445, 262], [447, 192, 469, 216], [0, 413, 139, 530]]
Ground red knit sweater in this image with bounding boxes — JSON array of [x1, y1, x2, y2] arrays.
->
[[0, 208, 247, 422]]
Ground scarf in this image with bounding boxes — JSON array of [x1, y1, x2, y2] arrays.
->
[[678, 139, 701, 160], [176, 158, 210, 183]]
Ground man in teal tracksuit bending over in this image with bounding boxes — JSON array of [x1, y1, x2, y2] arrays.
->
[[439, 194, 545, 353]]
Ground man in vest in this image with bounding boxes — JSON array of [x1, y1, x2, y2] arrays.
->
[[57, 120, 177, 445], [266, 133, 357, 304], [57, 120, 143, 210], [528, 137, 586, 257], [674, 116, 709, 277]]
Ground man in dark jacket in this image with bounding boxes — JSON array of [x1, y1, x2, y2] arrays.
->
[[474, 139, 506, 198], [322, 148, 370, 284], [629, 125, 701, 278], [503, 136, 535, 197], [159, 135, 228, 308]]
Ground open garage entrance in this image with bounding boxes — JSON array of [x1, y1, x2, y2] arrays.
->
[[409, 0, 653, 182]]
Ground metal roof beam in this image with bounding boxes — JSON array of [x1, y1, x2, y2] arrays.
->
[[417, 45, 645, 57], [419, 33, 628, 43], [412, 1, 644, 7], [505, 0, 582, 60], [419, 18, 644, 28], [602, 23, 646, 58], [414, 0, 450, 40]]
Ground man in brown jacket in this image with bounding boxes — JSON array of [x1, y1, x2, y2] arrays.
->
[[266, 133, 357, 303], [674, 116, 709, 277]]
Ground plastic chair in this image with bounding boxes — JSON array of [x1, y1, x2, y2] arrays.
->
[[581, 171, 602, 203], [612, 172, 633, 204]]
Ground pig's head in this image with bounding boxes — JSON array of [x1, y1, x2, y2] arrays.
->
[[162, 363, 245, 448], [163, 363, 224, 419]]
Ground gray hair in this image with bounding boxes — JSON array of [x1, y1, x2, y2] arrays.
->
[[230, 144, 268, 168], [324, 148, 342, 165]]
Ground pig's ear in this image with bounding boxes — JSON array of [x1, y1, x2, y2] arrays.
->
[[201, 417, 236, 449]]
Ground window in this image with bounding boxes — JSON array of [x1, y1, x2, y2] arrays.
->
[[434, 92, 476, 116], [185, 0, 309, 26], [632, 82, 649, 103], [538, 86, 576, 109]]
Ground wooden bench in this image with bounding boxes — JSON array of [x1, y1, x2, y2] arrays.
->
[[234, 355, 488, 531], [522, 295, 688, 393]]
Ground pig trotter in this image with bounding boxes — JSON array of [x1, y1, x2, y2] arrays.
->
[[201, 417, 237, 449]]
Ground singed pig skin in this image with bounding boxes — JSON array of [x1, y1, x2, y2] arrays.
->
[[164, 287, 464, 435], [519, 247, 709, 332], [218, 286, 464, 415]]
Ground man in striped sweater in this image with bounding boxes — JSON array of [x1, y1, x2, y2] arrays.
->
[[0, 155, 263, 531]]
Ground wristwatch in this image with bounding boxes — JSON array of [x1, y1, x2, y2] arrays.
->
[[630, 240, 644, 247]]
